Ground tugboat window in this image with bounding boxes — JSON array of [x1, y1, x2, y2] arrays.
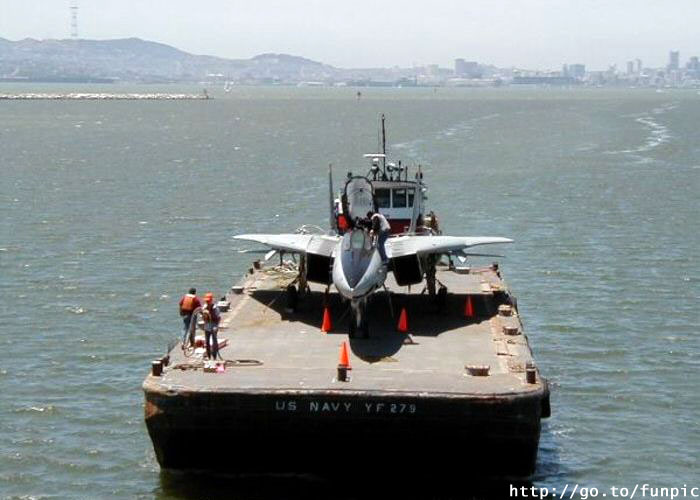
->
[[393, 189, 408, 208], [375, 189, 391, 208], [407, 188, 415, 207]]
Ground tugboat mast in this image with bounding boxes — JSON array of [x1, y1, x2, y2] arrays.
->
[[380, 113, 387, 175]]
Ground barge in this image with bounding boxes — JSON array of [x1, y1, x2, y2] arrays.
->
[[143, 116, 550, 477]]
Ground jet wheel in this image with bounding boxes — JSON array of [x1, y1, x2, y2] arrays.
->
[[285, 284, 298, 313], [436, 286, 448, 312]]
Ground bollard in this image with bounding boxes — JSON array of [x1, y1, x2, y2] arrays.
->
[[498, 304, 513, 317], [465, 364, 490, 376], [526, 362, 537, 384], [253, 260, 262, 270], [151, 360, 163, 377], [503, 325, 520, 336]]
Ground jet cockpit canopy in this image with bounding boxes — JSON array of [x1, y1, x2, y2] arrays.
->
[[343, 176, 375, 225]]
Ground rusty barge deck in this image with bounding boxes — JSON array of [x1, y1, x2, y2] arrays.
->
[[143, 262, 550, 477]]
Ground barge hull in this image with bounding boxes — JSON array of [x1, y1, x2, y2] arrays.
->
[[146, 391, 542, 476]]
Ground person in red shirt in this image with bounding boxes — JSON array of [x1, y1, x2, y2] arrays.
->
[[179, 287, 202, 345]]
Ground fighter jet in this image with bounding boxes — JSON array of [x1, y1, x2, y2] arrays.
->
[[235, 166, 512, 338]]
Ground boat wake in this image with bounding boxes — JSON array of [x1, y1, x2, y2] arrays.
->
[[436, 113, 501, 139], [392, 113, 501, 158], [633, 115, 672, 152], [607, 102, 677, 158]]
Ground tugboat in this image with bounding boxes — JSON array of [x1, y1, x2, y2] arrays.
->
[[143, 115, 550, 478], [340, 115, 433, 237]]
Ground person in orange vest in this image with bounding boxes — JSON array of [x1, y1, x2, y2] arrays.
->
[[202, 292, 221, 360], [179, 287, 201, 344], [337, 213, 349, 233]]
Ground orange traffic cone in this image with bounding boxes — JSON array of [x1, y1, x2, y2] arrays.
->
[[337, 341, 351, 382], [338, 341, 351, 368], [397, 307, 409, 333], [321, 306, 332, 333], [464, 295, 475, 318]]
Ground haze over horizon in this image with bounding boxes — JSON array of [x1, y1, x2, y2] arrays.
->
[[1, 0, 698, 70]]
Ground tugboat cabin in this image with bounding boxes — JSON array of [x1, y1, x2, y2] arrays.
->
[[373, 179, 422, 234], [336, 164, 427, 237]]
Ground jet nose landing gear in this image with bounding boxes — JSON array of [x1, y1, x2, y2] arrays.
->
[[348, 300, 370, 339]]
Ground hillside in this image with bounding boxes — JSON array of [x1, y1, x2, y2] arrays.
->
[[0, 37, 339, 83]]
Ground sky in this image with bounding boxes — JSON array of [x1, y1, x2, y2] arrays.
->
[[0, 0, 698, 70]]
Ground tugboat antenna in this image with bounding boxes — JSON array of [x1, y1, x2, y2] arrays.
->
[[381, 114, 387, 175]]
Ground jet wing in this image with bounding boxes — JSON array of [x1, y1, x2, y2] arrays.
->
[[234, 234, 339, 257], [387, 235, 513, 259]]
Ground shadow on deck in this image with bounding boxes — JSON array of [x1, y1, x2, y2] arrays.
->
[[248, 288, 495, 361]]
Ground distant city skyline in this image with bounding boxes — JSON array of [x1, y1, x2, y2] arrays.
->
[[1, 0, 698, 71]]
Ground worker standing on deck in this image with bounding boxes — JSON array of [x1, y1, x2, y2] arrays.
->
[[427, 210, 441, 234], [179, 288, 201, 343], [367, 211, 391, 264], [202, 292, 221, 360]]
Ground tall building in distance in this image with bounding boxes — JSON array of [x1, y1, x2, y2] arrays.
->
[[668, 50, 680, 71], [568, 64, 586, 80], [454, 58, 480, 78], [635, 59, 643, 74], [626, 61, 635, 75]]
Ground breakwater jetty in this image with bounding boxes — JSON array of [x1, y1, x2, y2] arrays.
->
[[0, 92, 211, 100]]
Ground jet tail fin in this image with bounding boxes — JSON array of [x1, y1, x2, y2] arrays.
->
[[329, 163, 337, 233]]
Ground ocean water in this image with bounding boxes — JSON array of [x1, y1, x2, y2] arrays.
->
[[1, 85, 698, 498]]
